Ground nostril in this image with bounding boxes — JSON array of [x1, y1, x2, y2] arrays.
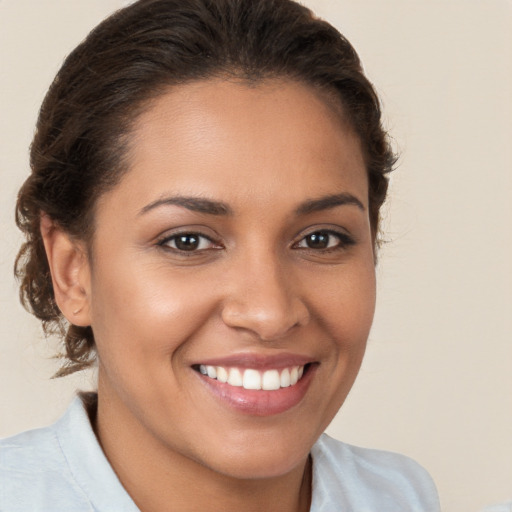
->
[[221, 299, 310, 342]]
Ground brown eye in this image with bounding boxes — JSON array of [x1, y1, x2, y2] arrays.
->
[[174, 234, 200, 251], [304, 232, 331, 249], [159, 233, 216, 252], [296, 230, 355, 251]]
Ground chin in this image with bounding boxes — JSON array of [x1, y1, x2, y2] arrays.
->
[[193, 427, 316, 481], [209, 451, 307, 481]]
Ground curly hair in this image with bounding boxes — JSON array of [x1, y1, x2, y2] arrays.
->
[[15, 0, 396, 376]]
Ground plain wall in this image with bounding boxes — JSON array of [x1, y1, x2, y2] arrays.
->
[[1, 1, 511, 511]]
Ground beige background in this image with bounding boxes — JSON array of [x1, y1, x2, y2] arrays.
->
[[1, 1, 511, 511]]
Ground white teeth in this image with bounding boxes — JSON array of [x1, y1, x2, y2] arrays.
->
[[227, 368, 243, 386], [198, 364, 306, 390], [280, 368, 291, 387], [243, 369, 262, 390], [216, 366, 228, 383], [290, 367, 299, 386], [262, 370, 281, 391]]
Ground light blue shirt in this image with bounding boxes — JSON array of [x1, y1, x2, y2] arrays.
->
[[0, 395, 440, 511], [480, 503, 512, 512]]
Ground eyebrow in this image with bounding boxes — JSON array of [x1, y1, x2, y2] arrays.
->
[[139, 192, 364, 217], [139, 196, 233, 216], [294, 193, 365, 216]]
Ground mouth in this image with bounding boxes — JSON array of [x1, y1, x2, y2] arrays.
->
[[192, 358, 317, 416], [194, 364, 309, 391]]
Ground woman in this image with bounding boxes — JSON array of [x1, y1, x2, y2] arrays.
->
[[1, 0, 440, 510]]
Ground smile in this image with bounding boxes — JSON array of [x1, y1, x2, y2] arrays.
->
[[198, 365, 305, 390], [192, 355, 316, 416]]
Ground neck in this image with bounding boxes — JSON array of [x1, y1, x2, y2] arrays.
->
[[92, 391, 312, 512]]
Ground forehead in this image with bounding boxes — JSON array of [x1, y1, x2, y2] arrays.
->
[[103, 79, 368, 215]]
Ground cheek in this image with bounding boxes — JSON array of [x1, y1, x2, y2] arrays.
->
[[312, 260, 376, 347], [89, 257, 218, 366], [300, 260, 375, 434]]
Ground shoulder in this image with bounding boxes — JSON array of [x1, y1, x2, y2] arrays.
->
[[310, 434, 441, 512], [0, 400, 94, 511]]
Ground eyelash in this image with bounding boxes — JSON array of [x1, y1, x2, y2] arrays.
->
[[156, 229, 355, 255], [293, 229, 355, 252], [157, 232, 220, 254]]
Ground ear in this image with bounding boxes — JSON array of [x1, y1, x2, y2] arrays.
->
[[40, 214, 92, 327]]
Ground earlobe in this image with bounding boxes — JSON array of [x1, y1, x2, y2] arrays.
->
[[40, 214, 92, 327]]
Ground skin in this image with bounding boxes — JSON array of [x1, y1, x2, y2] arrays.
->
[[44, 79, 376, 512]]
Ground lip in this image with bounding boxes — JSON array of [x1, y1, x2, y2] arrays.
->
[[193, 353, 318, 416], [194, 352, 314, 370]]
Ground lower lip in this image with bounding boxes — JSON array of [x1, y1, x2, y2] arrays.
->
[[196, 365, 317, 416]]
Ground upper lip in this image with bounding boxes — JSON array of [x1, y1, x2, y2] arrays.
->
[[193, 352, 315, 370]]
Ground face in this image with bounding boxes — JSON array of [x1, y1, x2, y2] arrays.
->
[[85, 79, 376, 480]]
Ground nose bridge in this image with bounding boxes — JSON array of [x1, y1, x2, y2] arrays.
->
[[221, 244, 309, 340]]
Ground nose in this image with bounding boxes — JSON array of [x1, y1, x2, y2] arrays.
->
[[220, 251, 310, 341]]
